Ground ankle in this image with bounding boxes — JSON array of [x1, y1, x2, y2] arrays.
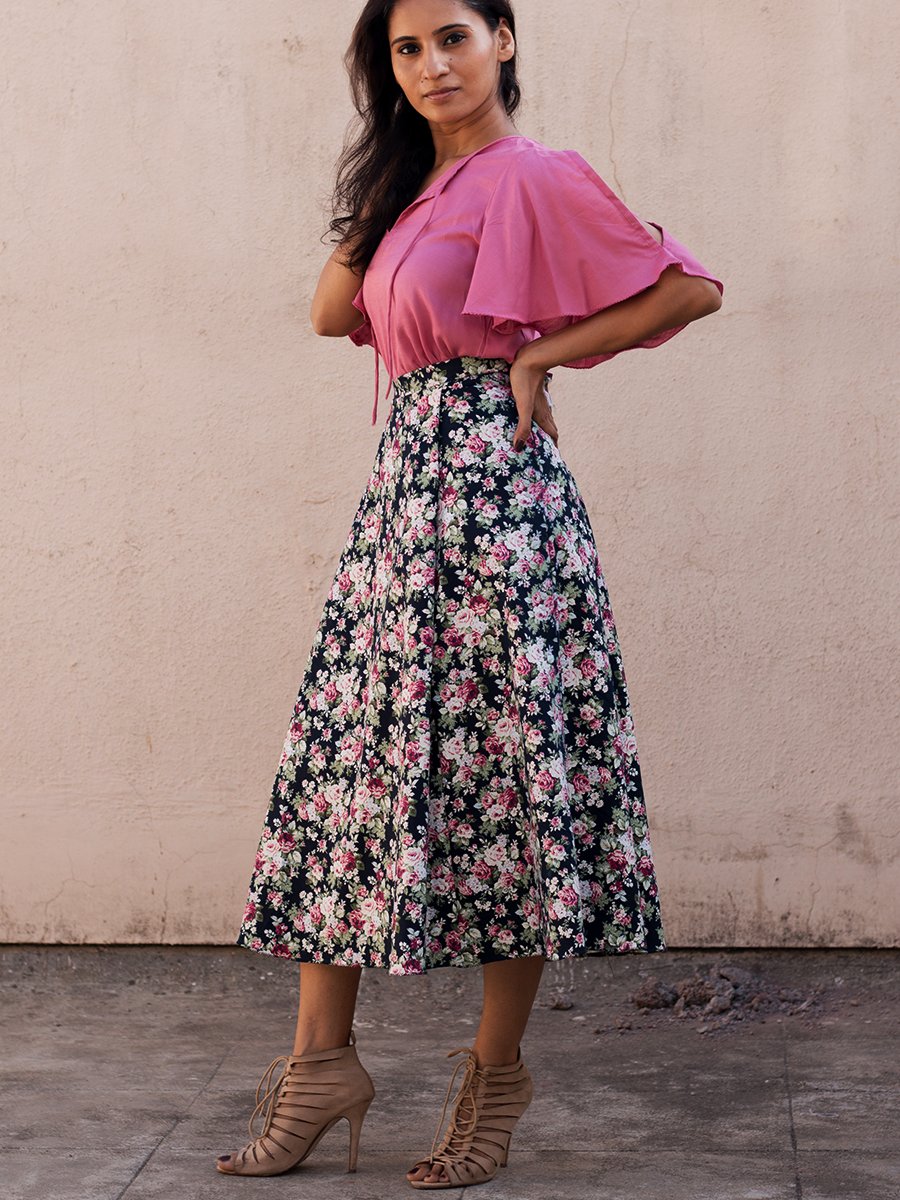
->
[[292, 1032, 354, 1058], [472, 1043, 519, 1068]]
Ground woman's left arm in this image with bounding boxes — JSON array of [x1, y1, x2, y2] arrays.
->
[[509, 263, 722, 451]]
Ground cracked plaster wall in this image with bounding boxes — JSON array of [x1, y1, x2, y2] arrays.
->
[[1, 1, 898, 947]]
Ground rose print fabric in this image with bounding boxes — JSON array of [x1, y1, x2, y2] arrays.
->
[[238, 357, 664, 974]]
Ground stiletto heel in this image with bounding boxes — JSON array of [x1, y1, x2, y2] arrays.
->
[[408, 1046, 533, 1189], [345, 1097, 372, 1172], [217, 1032, 375, 1177]]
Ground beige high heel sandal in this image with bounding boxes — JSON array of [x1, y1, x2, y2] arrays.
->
[[408, 1046, 533, 1189], [216, 1032, 375, 1177]]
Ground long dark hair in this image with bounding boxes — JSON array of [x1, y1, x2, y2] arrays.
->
[[330, 0, 521, 272]]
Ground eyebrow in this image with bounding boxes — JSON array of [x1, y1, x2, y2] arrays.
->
[[390, 23, 473, 47]]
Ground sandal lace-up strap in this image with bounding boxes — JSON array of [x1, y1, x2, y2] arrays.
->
[[429, 1047, 479, 1162], [247, 1056, 291, 1143], [409, 1047, 534, 1189]]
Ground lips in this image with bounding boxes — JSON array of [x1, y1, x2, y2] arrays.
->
[[423, 87, 459, 101]]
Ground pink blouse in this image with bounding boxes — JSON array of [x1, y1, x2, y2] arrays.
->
[[350, 135, 722, 421]]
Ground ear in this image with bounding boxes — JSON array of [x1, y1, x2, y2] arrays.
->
[[496, 18, 515, 62]]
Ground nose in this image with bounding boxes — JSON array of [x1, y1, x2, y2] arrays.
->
[[421, 43, 450, 80]]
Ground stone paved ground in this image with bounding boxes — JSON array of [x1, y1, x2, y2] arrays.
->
[[1, 946, 898, 1200]]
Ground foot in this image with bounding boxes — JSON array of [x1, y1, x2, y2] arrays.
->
[[407, 1161, 451, 1185], [408, 1048, 532, 1189], [407, 1055, 478, 1186]]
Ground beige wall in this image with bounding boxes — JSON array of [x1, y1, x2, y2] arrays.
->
[[2, 1, 898, 948]]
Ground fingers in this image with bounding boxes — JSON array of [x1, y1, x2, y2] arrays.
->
[[520, 389, 559, 449], [514, 415, 558, 451], [509, 362, 559, 451], [512, 392, 535, 452], [513, 420, 532, 453], [533, 399, 559, 447]]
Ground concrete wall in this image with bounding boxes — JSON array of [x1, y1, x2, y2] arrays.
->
[[2, 0, 898, 948]]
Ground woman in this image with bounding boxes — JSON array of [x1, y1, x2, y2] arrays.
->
[[219, 0, 722, 1189]]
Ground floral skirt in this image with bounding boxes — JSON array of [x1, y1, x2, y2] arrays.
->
[[238, 357, 665, 974]]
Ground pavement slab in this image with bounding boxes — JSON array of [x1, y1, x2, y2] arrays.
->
[[1, 946, 897, 1199], [796, 1153, 900, 1200]]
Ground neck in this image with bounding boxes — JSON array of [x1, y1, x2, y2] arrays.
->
[[428, 96, 517, 167]]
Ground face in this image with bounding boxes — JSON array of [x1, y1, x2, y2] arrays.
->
[[387, 0, 514, 125]]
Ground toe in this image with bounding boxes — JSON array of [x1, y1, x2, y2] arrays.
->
[[407, 1158, 452, 1185], [216, 1154, 237, 1174]]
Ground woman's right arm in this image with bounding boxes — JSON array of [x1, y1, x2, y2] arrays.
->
[[309, 248, 366, 337]]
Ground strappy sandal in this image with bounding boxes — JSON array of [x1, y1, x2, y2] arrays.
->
[[216, 1032, 375, 1177], [408, 1046, 533, 1189]]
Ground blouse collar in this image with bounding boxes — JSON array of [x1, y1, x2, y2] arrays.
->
[[394, 134, 527, 224]]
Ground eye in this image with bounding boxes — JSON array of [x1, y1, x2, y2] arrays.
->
[[443, 32, 465, 46], [396, 42, 419, 56]]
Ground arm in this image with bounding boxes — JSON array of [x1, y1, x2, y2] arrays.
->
[[509, 263, 722, 450], [310, 248, 366, 337]]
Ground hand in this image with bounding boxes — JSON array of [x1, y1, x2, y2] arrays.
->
[[509, 355, 559, 451]]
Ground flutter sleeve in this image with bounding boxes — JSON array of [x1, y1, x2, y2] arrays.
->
[[462, 148, 723, 368]]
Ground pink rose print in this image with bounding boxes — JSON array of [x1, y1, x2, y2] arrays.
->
[[238, 359, 663, 975]]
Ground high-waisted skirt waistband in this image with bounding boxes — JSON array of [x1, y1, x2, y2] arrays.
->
[[391, 356, 513, 402]]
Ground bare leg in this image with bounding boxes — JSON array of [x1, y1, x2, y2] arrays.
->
[[473, 955, 545, 1067], [217, 963, 362, 1171], [292, 962, 362, 1056], [408, 956, 545, 1185]]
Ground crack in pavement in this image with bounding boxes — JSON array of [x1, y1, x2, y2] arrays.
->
[[783, 1033, 803, 1199], [114, 1048, 230, 1198]]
